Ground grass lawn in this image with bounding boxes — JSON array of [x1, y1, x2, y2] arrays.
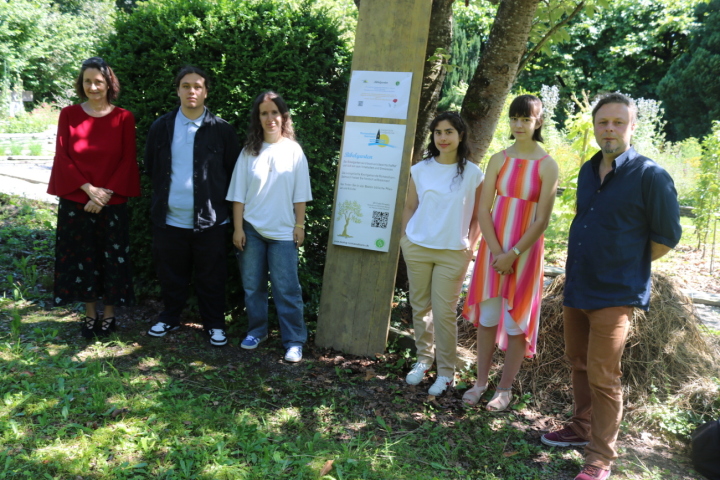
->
[[0, 194, 709, 479]]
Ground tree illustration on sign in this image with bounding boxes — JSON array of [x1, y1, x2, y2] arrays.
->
[[337, 200, 363, 237]]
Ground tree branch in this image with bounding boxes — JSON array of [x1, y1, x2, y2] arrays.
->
[[517, 0, 585, 73]]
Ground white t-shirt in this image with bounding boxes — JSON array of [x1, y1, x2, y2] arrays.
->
[[405, 158, 483, 250], [226, 138, 313, 241]]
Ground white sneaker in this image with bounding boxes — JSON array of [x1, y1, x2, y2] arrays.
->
[[428, 376, 455, 396], [147, 321, 179, 337], [405, 362, 431, 385], [284, 346, 302, 363], [207, 329, 227, 347]]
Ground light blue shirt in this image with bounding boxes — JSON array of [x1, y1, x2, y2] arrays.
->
[[166, 108, 206, 228]]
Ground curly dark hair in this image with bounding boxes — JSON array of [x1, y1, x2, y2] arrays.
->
[[244, 91, 295, 156], [75, 57, 120, 103], [508, 94, 544, 142], [424, 111, 471, 179]]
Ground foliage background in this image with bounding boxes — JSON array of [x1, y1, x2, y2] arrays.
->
[[0, 0, 116, 111], [99, 0, 352, 317], [658, 0, 720, 140]]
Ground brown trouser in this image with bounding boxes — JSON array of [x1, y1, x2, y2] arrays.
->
[[401, 236, 473, 377], [563, 306, 633, 470]]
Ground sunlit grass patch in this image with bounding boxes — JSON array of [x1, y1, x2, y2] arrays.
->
[[0, 193, 711, 479]]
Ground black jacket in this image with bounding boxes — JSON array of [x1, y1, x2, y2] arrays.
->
[[145, 107, 241, 231]]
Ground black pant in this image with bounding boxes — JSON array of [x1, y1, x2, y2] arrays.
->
[[152, 224, 227, 329]]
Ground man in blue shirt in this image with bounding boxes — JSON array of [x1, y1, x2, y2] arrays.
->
[[541, 93, 682, 480], [144, 65, 240, 346]]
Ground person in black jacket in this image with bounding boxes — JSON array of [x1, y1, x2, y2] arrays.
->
[[144, 65, 240, 346]]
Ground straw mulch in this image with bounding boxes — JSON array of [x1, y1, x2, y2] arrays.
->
[[458, 272, 720, 412]]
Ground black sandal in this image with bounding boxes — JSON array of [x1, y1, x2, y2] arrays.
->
[[81, 316, 98, 338], [96, 317, 116, 338]]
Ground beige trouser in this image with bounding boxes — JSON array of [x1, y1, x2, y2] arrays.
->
[[400, 236, 473, 377]]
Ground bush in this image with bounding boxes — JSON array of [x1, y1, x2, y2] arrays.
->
[[0, 103, 59, 134], [0, 0, 116, 107], [100, 0, 351, 317], [657, 0, 720, 140]]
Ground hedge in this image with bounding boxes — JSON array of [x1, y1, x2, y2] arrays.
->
[[99, 0, 351, 319]]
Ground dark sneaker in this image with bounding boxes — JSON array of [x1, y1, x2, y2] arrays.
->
[[147, 321, 180, 337], [541, 426, 589, 447], [575, 465, 611, 480], [207, 329, 227, 347]]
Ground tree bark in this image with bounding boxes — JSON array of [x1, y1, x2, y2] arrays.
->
[[461, 0, 540, 163], [411, 0, 454, 165]]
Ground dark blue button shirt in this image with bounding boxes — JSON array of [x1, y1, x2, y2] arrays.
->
[[564, 147, 682, 310]]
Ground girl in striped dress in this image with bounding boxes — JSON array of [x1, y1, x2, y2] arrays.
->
[[462, 95, 558, 411]]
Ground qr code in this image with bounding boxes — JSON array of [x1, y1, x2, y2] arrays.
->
[[358, 101, 363, 106], [371, 211, 389, 228]]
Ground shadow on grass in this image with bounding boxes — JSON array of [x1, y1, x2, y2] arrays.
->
[[0, 307, 565, 479], [1, 304, 703, 479]]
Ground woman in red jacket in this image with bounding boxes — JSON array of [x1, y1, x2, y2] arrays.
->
[[47, 57, 140, 338]]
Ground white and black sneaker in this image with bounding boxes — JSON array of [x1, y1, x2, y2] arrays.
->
[[207, 329, 227, 346], [148, 322, 180, 337]]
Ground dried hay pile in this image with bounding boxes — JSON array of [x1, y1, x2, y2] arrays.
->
[[458, 273, 720, 412]]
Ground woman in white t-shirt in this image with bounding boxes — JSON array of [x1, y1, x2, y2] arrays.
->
[[400, 111, 484, 396], [226, 91, 312, 363]]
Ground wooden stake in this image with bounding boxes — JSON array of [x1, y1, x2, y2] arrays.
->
[[315, 0, 433, 356]]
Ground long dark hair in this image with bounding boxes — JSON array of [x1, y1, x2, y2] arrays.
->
[[75, 57, 120, 102], [424, 111, 471, 179], [244, 91, 295, 156], [508, 94, 544, 142]]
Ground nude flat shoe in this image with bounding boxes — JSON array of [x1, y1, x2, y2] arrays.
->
[[462, 383, 488, 406], [486, 387, 513, 412]]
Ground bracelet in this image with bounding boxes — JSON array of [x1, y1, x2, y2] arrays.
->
[[294, 224, 305, 229], [511, 246, 521, 256]]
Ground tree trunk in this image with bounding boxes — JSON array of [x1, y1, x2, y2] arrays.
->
[[461, 0, 540, 163], [411, 0, 454, 165]]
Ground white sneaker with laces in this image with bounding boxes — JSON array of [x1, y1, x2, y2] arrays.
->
[[405, 362, 431, 385], [207, 329, 227, 346], [284, 346, 303, 362], [428, 375, 454, 396], [147, 321, 180, 337]]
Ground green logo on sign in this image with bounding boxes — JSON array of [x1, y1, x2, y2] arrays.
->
[[375, 239, 385, 248]]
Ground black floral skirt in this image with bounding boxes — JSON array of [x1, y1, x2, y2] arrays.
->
[[53, 199, 135, 306]]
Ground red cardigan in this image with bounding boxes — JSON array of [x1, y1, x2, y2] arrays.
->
[[48, 104, 140, 204]]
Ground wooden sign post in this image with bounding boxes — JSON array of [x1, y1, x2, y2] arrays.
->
[[315, 0, 433, 356]]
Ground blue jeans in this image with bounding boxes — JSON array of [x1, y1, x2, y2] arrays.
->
[[237, 222, 306, 348]]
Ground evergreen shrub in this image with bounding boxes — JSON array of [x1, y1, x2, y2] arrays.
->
[[100, 0, 351, 317]]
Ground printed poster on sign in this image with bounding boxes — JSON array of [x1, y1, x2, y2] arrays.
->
[[346, 71, 412, 120], [333, 122, 406, 252]]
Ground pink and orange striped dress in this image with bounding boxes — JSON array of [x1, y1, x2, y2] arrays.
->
[[463, 150, 548, 358]]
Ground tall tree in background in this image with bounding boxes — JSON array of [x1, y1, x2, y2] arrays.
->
[[460, 0, 588, 161], [411, 0, 455, 164], [461, 0, 540, 160], [355, 0, 587, 163], [658, 0, 720, 140], [0, 0, 115, 107], [515, 0, 694, 130]]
